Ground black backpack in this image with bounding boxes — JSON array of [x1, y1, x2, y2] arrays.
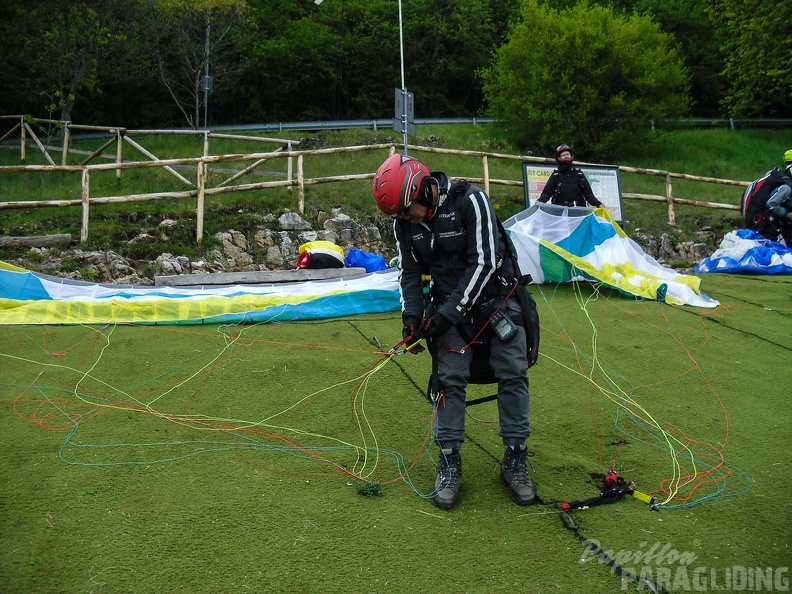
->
[[741, 168, 787, 235]]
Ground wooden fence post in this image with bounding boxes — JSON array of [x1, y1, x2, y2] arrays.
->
[[81, 168, 90, 242], [116, 130, 123, 181], [0, 138, 753, 245], [287, 140, 293, 192], [665, 173, 676, 225], [196, 160, 206, 241], [20, 118, 26, 163], [298, 154, 305, 214], [62, 122, 71, 166]]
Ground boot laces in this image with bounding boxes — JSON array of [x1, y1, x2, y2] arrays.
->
[[438, 456, 461, 490], [507, 450, 530, 484]]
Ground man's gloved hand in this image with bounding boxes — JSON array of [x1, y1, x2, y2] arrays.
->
[[420, 312, 452, 338], [401, 315, 425, 354]]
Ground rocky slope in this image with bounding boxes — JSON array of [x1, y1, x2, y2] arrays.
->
[[2, 209, 718, 284]]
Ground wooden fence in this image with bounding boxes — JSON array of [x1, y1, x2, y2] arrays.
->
[[0, 116, 750, 243]]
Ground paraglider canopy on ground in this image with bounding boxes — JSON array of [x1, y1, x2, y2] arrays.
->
[[504, 204, 718, 309], [0, 205, 723, 326], [694, 229, 792, 275]]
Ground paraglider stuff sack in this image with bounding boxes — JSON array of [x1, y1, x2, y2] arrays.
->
[[297, 241, 345, 269], [344, 248, 388, 273]]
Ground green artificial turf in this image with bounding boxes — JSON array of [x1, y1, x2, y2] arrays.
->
[[1, 273, 790, 593]]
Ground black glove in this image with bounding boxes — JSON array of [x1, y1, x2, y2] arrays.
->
[[420, 312, 452, 339], [401, 315, 425, 354]]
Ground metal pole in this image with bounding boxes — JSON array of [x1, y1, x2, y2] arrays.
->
[[203, 13, 210, 129], [398, 0, 408, 155]]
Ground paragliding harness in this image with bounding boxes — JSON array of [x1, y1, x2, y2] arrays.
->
[[424, 181, 540, 407], [741, 167, 788, 239]]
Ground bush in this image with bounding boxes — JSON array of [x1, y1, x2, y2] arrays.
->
[[481, 0, 691, 160]]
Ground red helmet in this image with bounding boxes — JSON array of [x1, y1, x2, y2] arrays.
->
[[555, 144, 574, 164], [372, 154, 431, 216]]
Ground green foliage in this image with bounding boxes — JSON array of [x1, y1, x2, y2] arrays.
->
[[633, 0, 725, 116], [355, 481, 383, 497], [0, 0, 786, 126], [244, 0, 513, 121], [583, 0, 726, 116], [25, 1, 129, 121], [706, 0, 792, 117], [59, 257, 80, 273], [481, 0, 691, 159], [78, 266, 100, 282]]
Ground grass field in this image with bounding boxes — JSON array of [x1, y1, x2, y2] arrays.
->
[[1, 272, 790, 593]]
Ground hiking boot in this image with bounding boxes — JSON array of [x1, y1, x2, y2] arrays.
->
[[432, 452, 462, 510], [500, 446, 536, 506]]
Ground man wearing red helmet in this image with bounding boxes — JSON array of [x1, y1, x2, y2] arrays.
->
[[372, 153, 536, 510], [538, 144, 602, 208]]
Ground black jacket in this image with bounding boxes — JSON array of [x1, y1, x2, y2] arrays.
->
[[538, 165, 602, 207], [394, 173, 505, 325]]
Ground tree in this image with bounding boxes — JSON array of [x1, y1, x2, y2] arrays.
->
[[707, 0, 792, 117], [0, 0, 136, 123], [640, 0, 725, 116], [480, 0, 691, 159], [243, 0, 516, 121], [152, 0, 250, 128], [403, 0, 517, 117], [599, 0, 726, 116]]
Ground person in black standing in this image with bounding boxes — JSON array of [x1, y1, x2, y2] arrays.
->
[[538, 144, 602, 208], [371, 153, 536, 511]]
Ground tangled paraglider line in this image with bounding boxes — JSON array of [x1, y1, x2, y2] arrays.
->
[[0, 281, 751, 508], [1, 310, 445, 499], [533, 279, 751, 509]]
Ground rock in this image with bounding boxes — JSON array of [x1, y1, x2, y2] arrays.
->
[[129, 232, 154, 244], [215, 231, 254, 270], [278, 212, 312, 230], [691, 243, 711, 260], [323, 212, 358, 234], [658, 233, 677, 262], [265, 245, 285, 268], [156, 253, 187, 275], [253, 228, 275, 248]]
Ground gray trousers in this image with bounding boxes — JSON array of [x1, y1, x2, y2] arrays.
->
[[433, 299, 530, 450]]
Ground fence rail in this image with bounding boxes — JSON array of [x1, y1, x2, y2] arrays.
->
[[0, 117, 752, 243]]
